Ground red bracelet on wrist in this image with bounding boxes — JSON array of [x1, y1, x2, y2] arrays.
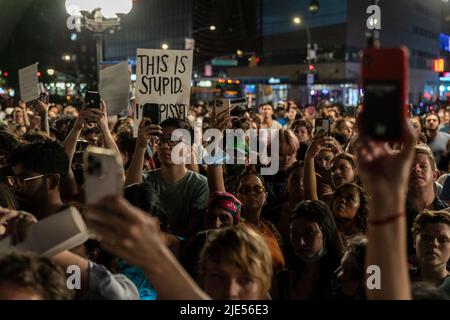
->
[[368, 212, 406, 226]]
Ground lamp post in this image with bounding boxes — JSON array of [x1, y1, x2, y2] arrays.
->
[[185, 25, 216, 50], [293, 16, 315, 104], [293, 16, 312, 63], [65, 0, 133, 81]]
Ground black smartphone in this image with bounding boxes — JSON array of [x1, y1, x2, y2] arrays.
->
[[85, 91, 101, 109], [39, 92, 49, 104], [314, 118, 331, 136], [142, 103, 160, 124]]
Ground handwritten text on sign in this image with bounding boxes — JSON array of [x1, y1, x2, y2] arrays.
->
[[135, 49, 193, 124]]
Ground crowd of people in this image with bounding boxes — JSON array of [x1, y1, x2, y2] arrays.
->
[[0, 94, 449, 300]]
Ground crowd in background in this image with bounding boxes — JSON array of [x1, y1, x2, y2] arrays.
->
[[0, 93, 449, 300]]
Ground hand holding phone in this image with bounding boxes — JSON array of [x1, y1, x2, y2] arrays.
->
[[39, 92, 49, 104], [142, 103, 160, 124], [314, 118, 331, 136], [85, 91, 101, 109], [84, 147, 123, 206]]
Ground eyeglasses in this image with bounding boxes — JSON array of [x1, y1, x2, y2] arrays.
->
[[6, 174, 48, 187], [238, 185, 265, 195], [157, 135, 183, 147]]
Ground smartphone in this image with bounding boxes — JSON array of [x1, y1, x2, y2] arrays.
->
[[39, 92, 49, 104], [83, 146, 123, 205], [314, 117, 331, 136], [85, 91, 101, 109], [360, 47, 409, 141], [142, 103, 160, 124]]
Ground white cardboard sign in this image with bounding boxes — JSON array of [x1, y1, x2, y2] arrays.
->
[[99, 61, 131, 116], [134, 49, 193, 136], [19, 63, 39, 103]]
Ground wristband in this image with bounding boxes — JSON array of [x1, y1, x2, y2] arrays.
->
[[368, 212, 406, 226]]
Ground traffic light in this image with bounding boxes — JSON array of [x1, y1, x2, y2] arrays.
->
[[3, 71, 8, 77], [308, 64, 315, 71]]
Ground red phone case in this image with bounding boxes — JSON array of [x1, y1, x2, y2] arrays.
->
[[360, 47, 409, 141]]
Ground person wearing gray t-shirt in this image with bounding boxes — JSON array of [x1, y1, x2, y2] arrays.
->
[[125, 118, 209, 239]]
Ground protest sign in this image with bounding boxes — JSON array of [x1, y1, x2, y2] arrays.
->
[[19, 63, 39, 103], [99, 61, 131, 115], [134, 49, 193, 136]]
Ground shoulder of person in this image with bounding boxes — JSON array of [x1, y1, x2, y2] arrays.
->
[[142, 168, 161, 180], [186, 169, 208, 184]]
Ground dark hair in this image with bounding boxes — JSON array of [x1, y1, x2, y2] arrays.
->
[[290, 200, 344, 298], [116, 131, 136, 158], [333, 152, 356, 170], [235, 166, 267, 193], [424, 113, 440, 125], [21, 131, 55, 144], [123, 183, 167, 228], [331, 183, 368, 233], [159, 118, 193, 145], [286, 160, 304, 178], [292, 119, 313, 135], [0, 252, 73, 300], [412, 210, 450, 237], [0, 130, 20, 154], [160, 117, 191, 130], [8, 140, 69, 180], [343, 235, 367, 280], [290, 200, 344, 257]]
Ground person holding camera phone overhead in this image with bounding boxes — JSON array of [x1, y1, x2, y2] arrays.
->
[[125, 117, 209, 242]]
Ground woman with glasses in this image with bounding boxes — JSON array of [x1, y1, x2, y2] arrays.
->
[[410, 210, 450, 297], [276, 200, 344, 300], [235, 167, 286, 274]]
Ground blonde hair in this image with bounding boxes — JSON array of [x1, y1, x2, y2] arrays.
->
[[279, 128, 300, 155], [415, 144, 437, 171], [199, 225, 273, 294]]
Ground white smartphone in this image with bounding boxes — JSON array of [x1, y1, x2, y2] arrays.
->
[[83, 146, 123, 205]]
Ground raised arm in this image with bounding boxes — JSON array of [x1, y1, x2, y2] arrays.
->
[[93, 101, 126, 183], [125, 119, 162, 186], [206, 109, 232, 192], [86, 196, 210, 300], [31, 100, 50, 135], [18, 101, 31, 129], [304, 134, 327, 200], [354, 119, 416, 300]]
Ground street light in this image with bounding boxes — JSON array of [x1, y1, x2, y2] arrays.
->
[[63, 54, 72, 62], [309, 0, 320, 15], [64, 0, 133, 79], [293, 16, 311, 57], [47, 69, 55, 76], [162, 43, 169, 50], [185, 25, 217, 50]]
